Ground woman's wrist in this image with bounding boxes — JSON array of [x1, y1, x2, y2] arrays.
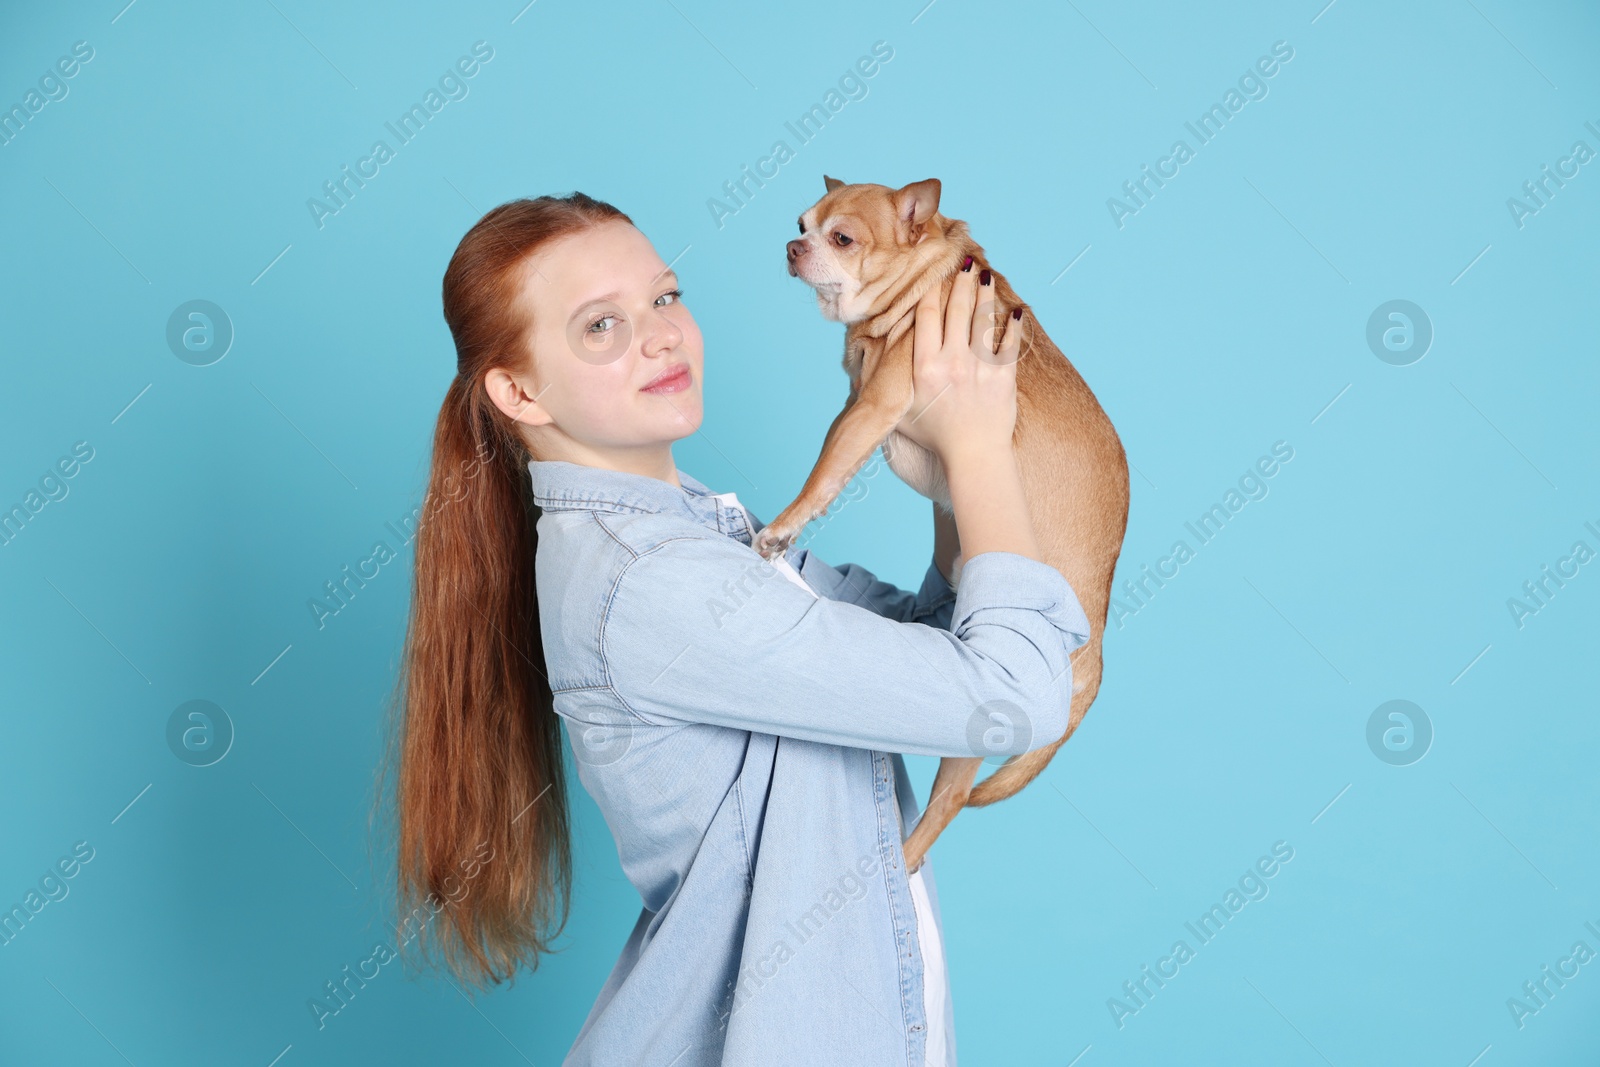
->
[[942, 443, 1041, 563], [939, 439, 1017, 493]]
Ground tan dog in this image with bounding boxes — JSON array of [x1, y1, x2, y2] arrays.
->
[[753, 176, 1130, 872]]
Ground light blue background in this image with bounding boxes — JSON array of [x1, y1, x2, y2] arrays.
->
[[2, 0, 1596, 1063]]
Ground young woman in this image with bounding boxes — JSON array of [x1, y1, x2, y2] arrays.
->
[[386, 193, 1091, 1066]]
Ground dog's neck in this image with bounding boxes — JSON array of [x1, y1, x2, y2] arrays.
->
[[857, 223, 979, 343], [854, 218, 979, 343]]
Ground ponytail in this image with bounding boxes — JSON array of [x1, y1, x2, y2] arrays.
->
[[377, 193, 632, 989]]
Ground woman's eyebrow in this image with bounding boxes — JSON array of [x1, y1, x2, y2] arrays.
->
[[570, 269, 679, 315]]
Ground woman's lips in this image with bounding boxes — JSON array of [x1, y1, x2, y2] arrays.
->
[[641, 364, 690, 394]]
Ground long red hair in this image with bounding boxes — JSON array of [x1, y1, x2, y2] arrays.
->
[[376, 192, 632, 990]]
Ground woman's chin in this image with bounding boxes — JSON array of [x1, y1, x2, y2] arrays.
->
[[651, 395, 702, 432]]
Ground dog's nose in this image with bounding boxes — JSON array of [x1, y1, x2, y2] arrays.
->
[[786, 238, 807, 263]]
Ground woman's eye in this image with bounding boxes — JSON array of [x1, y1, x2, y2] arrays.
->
[[833, 232, 852, 247], [587, 314, 618, 334], [657, 287, 684, 307]]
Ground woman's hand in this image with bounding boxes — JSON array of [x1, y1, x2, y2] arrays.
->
[[896, 259, 1024, 464]]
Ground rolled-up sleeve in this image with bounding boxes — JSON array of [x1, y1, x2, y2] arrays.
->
[[601, 533, 1092, 758]]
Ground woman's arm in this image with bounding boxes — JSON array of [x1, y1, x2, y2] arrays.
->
[[942, 444, 1039, 562], [898, 262, 1041, 566], [599, 531, 1089, 759]]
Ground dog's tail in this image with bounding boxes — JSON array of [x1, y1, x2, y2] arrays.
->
[[965, 639, 1103, 807]]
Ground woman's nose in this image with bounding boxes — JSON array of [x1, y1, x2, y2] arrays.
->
[[642, 308, 683, 353]]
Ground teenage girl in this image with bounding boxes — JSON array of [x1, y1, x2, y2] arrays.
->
[[385, 193, 1090, 1066]]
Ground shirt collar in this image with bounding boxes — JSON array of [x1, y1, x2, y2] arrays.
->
[[526, 458, 752, 540]]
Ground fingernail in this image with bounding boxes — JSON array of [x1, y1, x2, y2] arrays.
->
[[1011, 307, 1022, 320], [980, 269, 992, 285], [960, 255, 973, 271]]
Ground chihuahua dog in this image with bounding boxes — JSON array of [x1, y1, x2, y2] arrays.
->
[[755, 176, 1130, 872]]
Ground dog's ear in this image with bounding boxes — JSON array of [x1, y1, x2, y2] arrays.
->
[[893, 179, 942, 234], [824, 174, 845, 192]]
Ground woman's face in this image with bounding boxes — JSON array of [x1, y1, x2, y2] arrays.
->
[[489, 219, 704, 461]]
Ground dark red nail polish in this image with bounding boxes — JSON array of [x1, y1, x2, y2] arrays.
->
[[1011, 307, 1022, 320], [960, 255, 973, 271], [980, 269, 992, 285]]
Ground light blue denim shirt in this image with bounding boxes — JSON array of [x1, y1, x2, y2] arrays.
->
[[528, 458, 1092, 1066]]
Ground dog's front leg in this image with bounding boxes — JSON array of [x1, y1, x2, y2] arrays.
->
[[752, 336, 914, 560]]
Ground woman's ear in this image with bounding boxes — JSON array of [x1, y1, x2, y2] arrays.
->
[[483, 366, 553, 429]]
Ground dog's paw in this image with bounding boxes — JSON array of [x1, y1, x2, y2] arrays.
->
[[751, 525, 794, 561]]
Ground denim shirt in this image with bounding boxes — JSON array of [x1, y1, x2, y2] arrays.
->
[[527, 458, 1093, 1066]]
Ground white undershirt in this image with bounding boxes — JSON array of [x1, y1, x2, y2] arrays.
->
[[714, 491, 949, 1065]]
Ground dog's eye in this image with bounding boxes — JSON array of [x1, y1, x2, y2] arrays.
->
[[833, 232, 852, 247], [797, 218, 804, 235]]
